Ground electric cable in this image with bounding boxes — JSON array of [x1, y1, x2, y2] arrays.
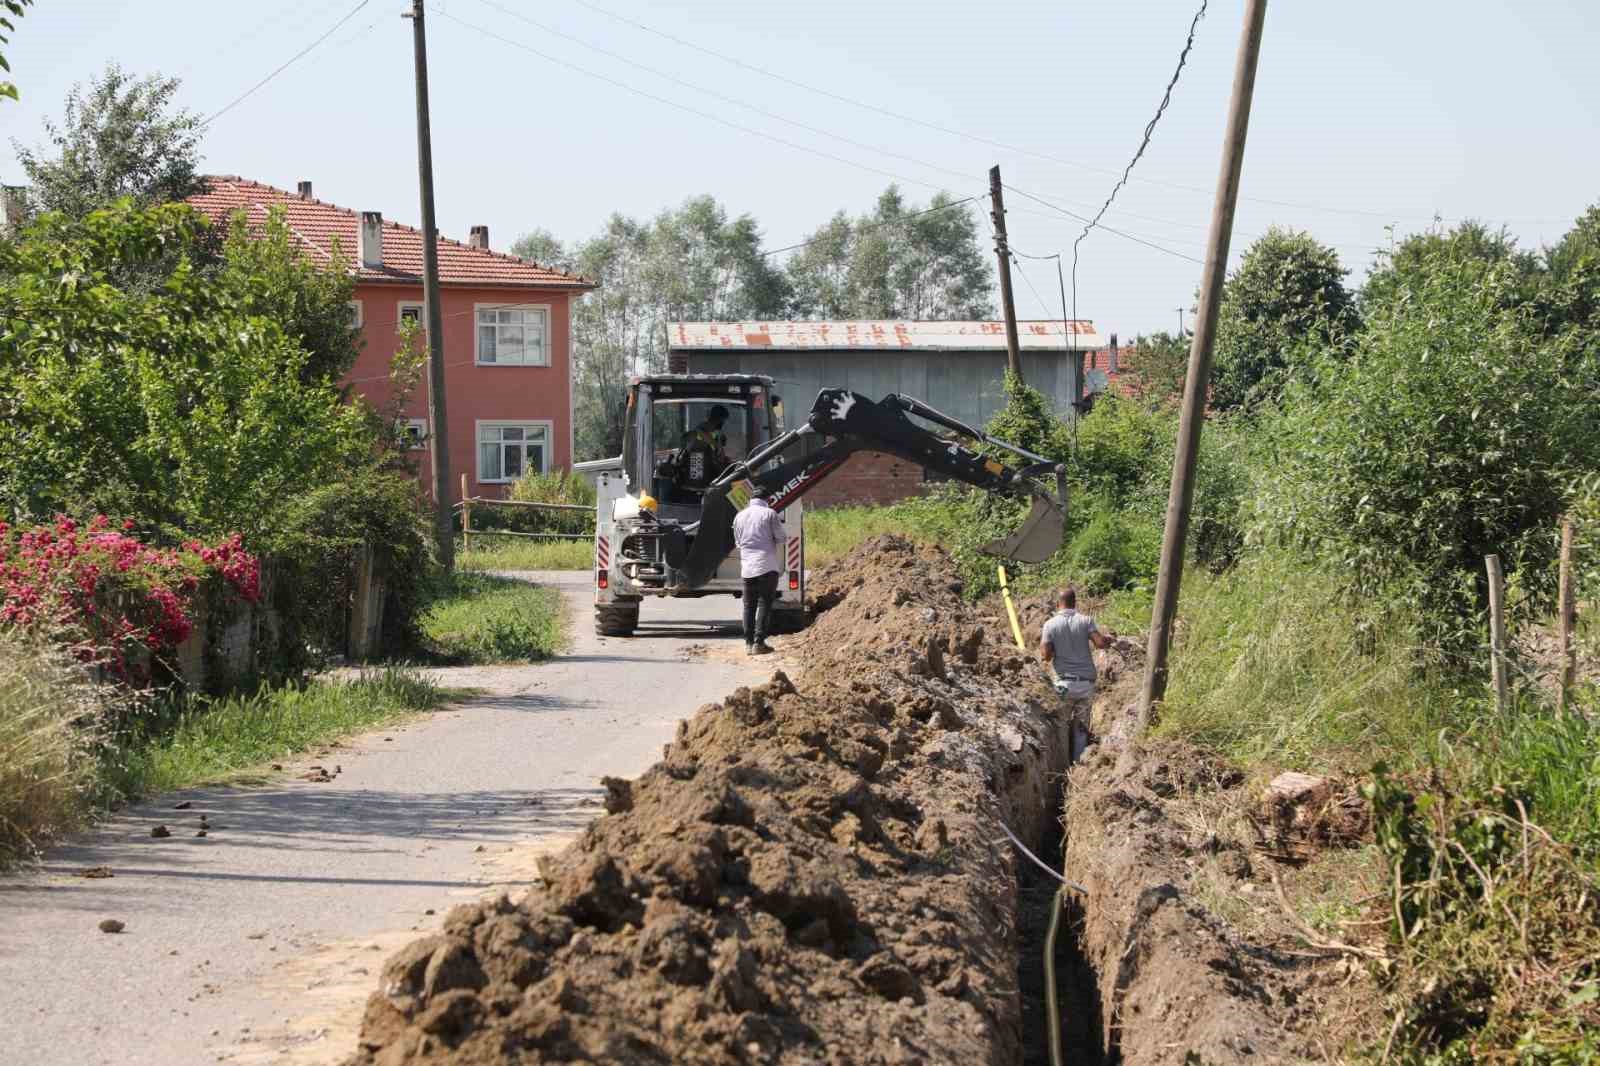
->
[[439, 9, 1227, 266], [1070, 1, 1207, 268], [202, 0, 371, 127]]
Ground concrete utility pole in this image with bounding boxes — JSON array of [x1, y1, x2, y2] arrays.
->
[[1176, 307, 1186, 336], [1135, 0, 1269, 731], [989, 166, 1024, 383], [406, 0, 455, 571]]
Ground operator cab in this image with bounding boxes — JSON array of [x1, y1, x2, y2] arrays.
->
[[622, 375, 783, 524]]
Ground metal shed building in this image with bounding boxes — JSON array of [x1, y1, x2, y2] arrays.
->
[[667, 320, 1105, 505]]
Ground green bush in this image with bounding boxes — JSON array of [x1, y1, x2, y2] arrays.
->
[[266, 473, 436, 671], [467, 469, 596, 539], [420, 573, 565, 663], [1072, 394, 1169, 505], [1260, 243, 1600, 650], [1064, 502, 1161, 594], [983, 370, 1072, 466]]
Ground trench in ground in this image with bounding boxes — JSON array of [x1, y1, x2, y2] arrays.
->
[[1014, 787, 1107, 1065]]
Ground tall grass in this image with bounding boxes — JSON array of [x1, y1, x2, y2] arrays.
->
[[1155, 550, 1459, 773], [420, 573, 566, 662], [105, 669, 449, 797], [0, 634, 117, 863], [459, 535, 591, 572]]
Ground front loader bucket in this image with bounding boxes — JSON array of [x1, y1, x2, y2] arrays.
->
[[980, 494, 1065, 564]]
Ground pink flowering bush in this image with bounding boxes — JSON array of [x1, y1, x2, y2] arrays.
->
[[0, 515, 262, 683]]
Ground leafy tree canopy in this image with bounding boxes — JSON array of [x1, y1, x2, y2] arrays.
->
[[0, 201, 370, 538], [0, 0, 33, 103], [1211, 227, 1357, 411], [1124, 330, 1190, 407], [12, 63, 204, 219], [785, 186, 993, 320], [1262, 240, 1600, 648]]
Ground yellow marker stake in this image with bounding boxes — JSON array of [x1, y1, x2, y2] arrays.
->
[[997, 564, 1027, 652]]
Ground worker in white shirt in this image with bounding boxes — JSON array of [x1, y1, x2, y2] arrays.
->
[[731, 494, 784, 655]]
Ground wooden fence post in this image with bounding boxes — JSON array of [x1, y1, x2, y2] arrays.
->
[[460, 472, 472, 554], [1558, 518, 1576, 713], [349, 543, 376, 661], [1485, 554, 1509, 713]]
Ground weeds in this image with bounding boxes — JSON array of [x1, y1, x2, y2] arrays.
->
[[458, 535, 590, 572], [102, 669, 449, 798], [0, 633, 123, 864], [420, 572, 565, 663]]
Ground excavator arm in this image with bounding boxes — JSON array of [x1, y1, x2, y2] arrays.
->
[[668, 388, 1069, 589]]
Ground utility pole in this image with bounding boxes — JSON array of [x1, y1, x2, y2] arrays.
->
[[989, 166, 1023, 383], [1135, 0, 1269, 733], [406, 0, 454, 571], [1176, 307, 1186, 336]]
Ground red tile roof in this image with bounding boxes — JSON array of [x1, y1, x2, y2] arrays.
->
[[189, 176, 594, 290]]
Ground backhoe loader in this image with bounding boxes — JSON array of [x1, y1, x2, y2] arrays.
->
[[589, 375, 1066, 636]]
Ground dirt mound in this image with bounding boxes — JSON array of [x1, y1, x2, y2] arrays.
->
[[347, 535, 1074, 1065]]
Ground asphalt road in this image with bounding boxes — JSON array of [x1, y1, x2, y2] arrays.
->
[[0, 572, 768, 1066]]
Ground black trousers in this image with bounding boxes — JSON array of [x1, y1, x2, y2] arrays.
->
[[742, 570, 779, 645]]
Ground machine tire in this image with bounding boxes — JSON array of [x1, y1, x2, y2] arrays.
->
[[594, 602, 639, 637]]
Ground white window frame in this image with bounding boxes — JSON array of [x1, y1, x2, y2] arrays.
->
[[349, 300, 364, 328], [475, 419, 553, 484], [396, 300, 425, 334], [397, 417, 428, 451], [474, 303, 551, 367]]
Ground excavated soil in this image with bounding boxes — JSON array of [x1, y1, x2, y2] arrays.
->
[[346, 536, 1077, 1065], [346, 535, 1340, 1065]]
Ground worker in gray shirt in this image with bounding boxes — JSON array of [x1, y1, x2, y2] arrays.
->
[[1039, 586, 1112, 764]]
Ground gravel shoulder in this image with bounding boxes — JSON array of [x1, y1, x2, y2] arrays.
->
[[0, 572, 768, 1066]]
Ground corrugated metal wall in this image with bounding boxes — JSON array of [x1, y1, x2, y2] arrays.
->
[[681, 350, 1078, 430]]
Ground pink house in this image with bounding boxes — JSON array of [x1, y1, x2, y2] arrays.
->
[[190, 177, 595, 503]]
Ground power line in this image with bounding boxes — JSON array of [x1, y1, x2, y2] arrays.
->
[[1069, 0, 1207, 363], [440, 10, 1214, 267], [1006, 184, 1204, 265], [563, 0, 1569, 227], [202, 0, 371, 127], [436, 11, 953, 197], [1072, 1, 1206, 263]]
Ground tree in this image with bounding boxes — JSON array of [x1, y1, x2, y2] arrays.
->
[[1263, 241, 1600, 649], [1124, 330, 1189, 407], [0, 202, 370, 537], [1211, 227, 1357, 411], [785, 186, 993, 319], [217, 207, 363, 384], [0, 0, 33, 103], [12, 64, 204, 219], [518, 196, 791, 460], [510, 228, 576, 275]]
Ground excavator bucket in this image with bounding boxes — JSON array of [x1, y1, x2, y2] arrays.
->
[[980, 494, 1066, 564]]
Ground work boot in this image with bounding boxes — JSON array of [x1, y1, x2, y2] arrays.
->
[[752, 641, 774, 655], [745, 643, 757, 657]]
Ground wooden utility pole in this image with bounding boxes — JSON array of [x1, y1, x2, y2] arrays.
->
[[1486, 554, 1510, 713], [407, 0, 455, 571], [1558, 518, 1576, 712], [989, 166, 1023, 383], [1135, 0, 1269, 732]]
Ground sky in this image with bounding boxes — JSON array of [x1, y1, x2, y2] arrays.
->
[[3, 0, 1597, 339]]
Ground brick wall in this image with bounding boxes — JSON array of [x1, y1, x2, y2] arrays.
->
[[805, 450, 929, 507]]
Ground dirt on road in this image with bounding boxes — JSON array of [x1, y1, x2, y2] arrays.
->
[[345, 537, 1343, 1065]]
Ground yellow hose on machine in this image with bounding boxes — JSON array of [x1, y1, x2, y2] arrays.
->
[[997, 564, 1027, 652]]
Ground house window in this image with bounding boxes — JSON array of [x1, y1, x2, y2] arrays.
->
[[477, 421, 550, 482], [398, 302, 424, 333], [349, 300, 364, 328], [476, 305, 548, 366], [397, 418, 427, 450]]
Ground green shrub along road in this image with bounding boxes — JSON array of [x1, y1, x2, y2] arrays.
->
[[420, 572, 567, 663]]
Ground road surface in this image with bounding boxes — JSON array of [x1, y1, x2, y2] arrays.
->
[[0, 572, 769, 1065]]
